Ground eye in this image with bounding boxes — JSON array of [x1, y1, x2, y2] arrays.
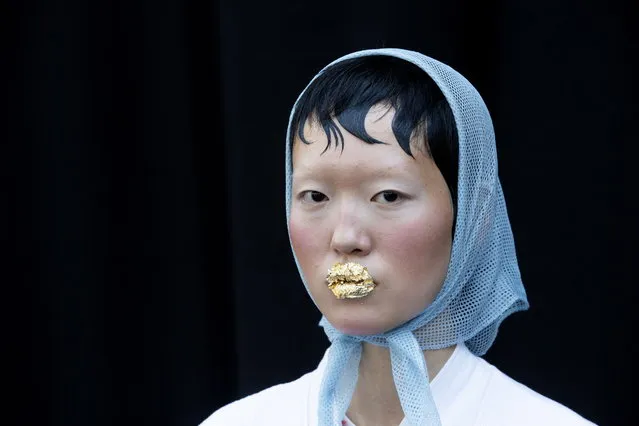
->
[[372, 190, 403, 204], [300, 190, 328, 203]]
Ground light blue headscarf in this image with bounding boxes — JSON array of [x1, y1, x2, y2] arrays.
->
[[285, 48, 529, 426]]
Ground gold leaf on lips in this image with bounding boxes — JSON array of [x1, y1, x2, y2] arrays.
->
[[326, 262, 376, 299]]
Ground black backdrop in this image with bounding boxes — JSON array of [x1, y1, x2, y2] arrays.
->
[[3, 1, 635, 425]]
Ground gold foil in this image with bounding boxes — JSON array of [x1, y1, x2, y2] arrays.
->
[[326, 262, 376, 299]]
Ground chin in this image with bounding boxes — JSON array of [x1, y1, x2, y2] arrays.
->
[[333, 323, 381, 336], [325, 307, 397, 337]]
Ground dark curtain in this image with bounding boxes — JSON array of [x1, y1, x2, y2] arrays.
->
[[3, 1, 634, 425]]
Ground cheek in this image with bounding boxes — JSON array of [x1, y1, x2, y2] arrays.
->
[[289, 214, 326, 269], [383, 212, 452, 278]]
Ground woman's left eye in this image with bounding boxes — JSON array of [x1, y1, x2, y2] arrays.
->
[[372, 190, 403, 204]]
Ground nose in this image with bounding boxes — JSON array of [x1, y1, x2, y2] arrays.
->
[[330, 208, 372, 257]]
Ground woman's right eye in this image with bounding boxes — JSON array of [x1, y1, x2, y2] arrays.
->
[[300, 191, 328, 203]]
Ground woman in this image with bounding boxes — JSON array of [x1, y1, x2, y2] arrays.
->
[[200, 48, 596, 426]]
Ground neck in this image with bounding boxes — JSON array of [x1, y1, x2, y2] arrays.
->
[[346, 342, 456, 426]]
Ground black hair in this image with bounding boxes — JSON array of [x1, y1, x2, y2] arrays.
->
[[289, 55, 459, 217]]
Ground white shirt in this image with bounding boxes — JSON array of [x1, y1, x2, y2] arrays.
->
[[200, 343, 597, 425]]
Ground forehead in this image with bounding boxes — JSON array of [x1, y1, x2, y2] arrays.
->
[[292, 105, 424, 165], [293, 108, 391, 164], [291, 109, 437, 183]]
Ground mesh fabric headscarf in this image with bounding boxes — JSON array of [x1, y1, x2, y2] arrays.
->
[[284, 48, 529, 426]]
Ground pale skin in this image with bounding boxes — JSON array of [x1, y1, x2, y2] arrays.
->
[[289, 105, 456, 426]]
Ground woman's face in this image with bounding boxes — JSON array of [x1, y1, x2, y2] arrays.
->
[[289, 106, 454, 336]]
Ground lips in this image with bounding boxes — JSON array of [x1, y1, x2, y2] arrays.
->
[[326, 262, 376, 299]]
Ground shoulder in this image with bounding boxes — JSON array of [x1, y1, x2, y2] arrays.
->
[[477, 359, 597, 426], [198, 369, 317, 426]]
